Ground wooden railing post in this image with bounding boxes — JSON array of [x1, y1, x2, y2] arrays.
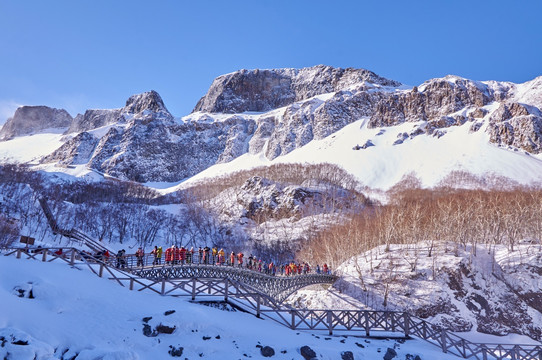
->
[[98, 264, 104, 278], [481, 345, 487, 360], [291, 310, 296, 329], [129, 278, 134, 290], [327, 311, 333, 335], [224, 278, 228, 301], [256, 295, 261, 318], [440, 329, 447, 353], [161, 279, 166, 295], [192, 278, 196, 300], [403, 312, 410, 337], [511, 345, 517, 360], [364, 312, 370, 337], [16, 249, 21, 259], [42, 250, 47, 262], [70, 250, 76, 265]]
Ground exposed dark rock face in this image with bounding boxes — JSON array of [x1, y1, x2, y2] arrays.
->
[[0, 106, 72, 140], [41, 132, 98, 165], [368, 77, 494, 128], [237, 176, 323, 222], [66, 90, 172, 134], [193, 65, 401, 113], [487, 102, 542, 153], [67, 109, 122, 134]]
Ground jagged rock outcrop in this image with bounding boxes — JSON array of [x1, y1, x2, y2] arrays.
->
[[368, 76, 495, 127], [67, 109, 122, 134], [251, 89, 383, 160], [237, 176, 324, 222], [487, 102, 542, 153], [0, 106, 72, 140], [66, 90, 172, 134], [84, 113, 256, 182], [193, 65, 401, 113]]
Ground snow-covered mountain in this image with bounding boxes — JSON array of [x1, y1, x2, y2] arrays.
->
[[0, 65, 541, 189], [1, 65, 542, 189]]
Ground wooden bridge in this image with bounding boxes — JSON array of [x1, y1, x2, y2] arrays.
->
[[2, 246, 541, 360], [131, 264, 336, 303]]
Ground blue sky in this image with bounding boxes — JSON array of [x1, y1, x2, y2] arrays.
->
[[0, 0, 541, 124]]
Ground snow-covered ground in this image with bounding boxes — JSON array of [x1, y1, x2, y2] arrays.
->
[[0, 254, 458, 360], [288, 243, 542, 344]]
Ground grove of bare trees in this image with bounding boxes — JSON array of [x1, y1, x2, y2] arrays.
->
[[300, 184, 542, 270]]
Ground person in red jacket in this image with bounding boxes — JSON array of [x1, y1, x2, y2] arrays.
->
[[323, 263, 329, 274], [165, 246, 174, 265], [237, 252, 244, 267], [230, 251, 235, 266], [173, 246, 180, 265]]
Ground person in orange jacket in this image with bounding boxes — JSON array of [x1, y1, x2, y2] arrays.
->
[[237, 252, 244, 267], [230, 251, 235, 266], [218, 248, 225, 265]]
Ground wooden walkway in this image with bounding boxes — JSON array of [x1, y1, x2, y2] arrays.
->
[[2, 246, 541, 360], [131, 264, 336, 303]]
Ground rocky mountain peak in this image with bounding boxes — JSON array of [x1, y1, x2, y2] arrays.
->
[[66, 90, 173, 134], [123, 90, 169, 115], [192, 65, 402, 114], [0, 106, 72, 140]]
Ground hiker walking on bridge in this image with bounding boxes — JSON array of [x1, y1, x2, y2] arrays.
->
[[165, 246, 174, 265], [151, 246, 161, 265], [116, 249, 126, 269], [218, 248, 225, 265], [135, 247, 145, 267]]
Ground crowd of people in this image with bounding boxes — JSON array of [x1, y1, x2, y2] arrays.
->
[[112, 245, 332, 276]]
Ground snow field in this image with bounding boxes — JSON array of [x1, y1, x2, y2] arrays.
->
[[0, 255, 459, 359]]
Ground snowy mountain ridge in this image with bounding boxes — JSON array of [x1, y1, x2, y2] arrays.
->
[[0, 66, 542, 189]]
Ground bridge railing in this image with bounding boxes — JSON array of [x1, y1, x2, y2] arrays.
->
[[2, 246, 541, 360]]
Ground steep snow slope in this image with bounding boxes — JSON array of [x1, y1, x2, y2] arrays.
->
[[0, 132, 65, 163], [0, 255, 456, 360]]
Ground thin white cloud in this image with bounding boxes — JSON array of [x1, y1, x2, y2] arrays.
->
[[0, 100, 21, 127]]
